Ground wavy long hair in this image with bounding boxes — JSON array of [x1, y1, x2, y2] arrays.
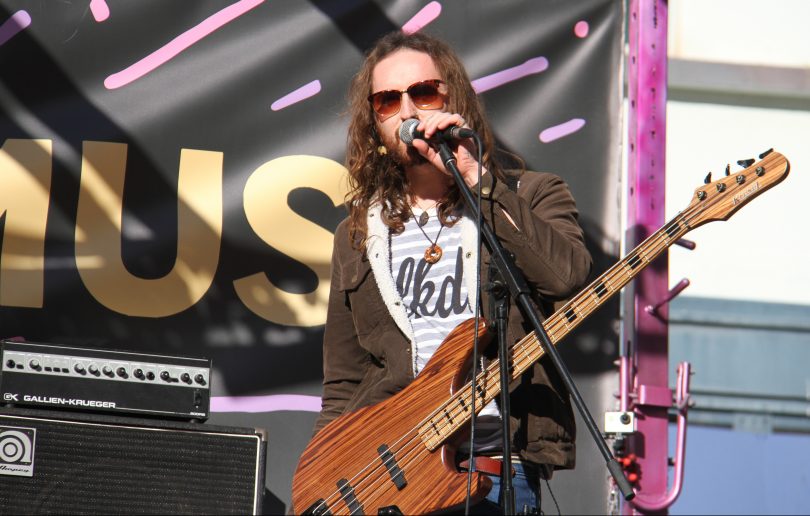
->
[[344, 31, 513, 248]]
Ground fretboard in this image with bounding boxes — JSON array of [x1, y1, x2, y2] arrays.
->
[[418, 211, 693, 450]]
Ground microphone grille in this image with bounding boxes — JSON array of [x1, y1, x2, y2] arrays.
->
[[398, 118, 419, 146]]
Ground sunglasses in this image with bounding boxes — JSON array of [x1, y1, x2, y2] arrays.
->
[[368, 79, 447, 120]]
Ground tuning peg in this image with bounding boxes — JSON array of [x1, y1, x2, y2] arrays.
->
[[759, 148, 773, 159], [737, 158, 755, 168], [704, 172, 712, 184], [725, 164, 730, 176]]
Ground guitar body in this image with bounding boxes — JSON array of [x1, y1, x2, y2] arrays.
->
[[292, 319, 492, 515]]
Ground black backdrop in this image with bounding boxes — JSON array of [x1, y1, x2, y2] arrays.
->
[[0, 1, 623, 510]]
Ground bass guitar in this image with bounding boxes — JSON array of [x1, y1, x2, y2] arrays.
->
[[293, 150, 790, 515]]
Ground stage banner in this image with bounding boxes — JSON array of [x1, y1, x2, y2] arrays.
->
[[1, 1, 623, 509]]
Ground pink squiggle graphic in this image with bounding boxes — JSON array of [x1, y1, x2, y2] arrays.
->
[[210, 394, 321, 413], [401, 1, 441, 34], [574, 20, 589, 38], [89, 0, 110, 22], [539, 118, 586, 143], [0, 10, 31, 47], [471, 57, 549, 94], [104, 0, 265, 90], [271, 80, 322, 111]]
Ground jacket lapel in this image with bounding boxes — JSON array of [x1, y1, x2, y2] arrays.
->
[[460, 215, 479, 313], [366, 205, 416, 372]]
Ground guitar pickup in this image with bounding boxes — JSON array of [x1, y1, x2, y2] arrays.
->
[[377, 444, 408, 490], [337, 478, 363, 515], [302, 498, 332, 515]]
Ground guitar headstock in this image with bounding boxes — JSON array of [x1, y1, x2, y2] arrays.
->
[[685, 149, 789, 228]]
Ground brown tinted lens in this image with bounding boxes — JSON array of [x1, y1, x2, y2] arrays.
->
[[371, 91, 401, 117], [408, 81, 442, 108]]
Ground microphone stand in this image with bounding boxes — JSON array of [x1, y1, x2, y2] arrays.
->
[[435, 140, 635, 511]]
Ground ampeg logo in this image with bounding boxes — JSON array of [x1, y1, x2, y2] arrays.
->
[[0, 426, 36, 477]]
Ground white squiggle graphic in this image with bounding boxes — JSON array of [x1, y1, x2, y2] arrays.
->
[[471, 57, 549, 93], [402, 1, 442, 34], [539, 118, 586, 143], [0, 10, 31, 47], [210, 394, 321, 413], [104, 0, 265, 89], [89, 0, 110, 22], [271, 80, 322, 111]]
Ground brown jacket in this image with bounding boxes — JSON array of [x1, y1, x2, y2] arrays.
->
[[313, 170, 592, 469]]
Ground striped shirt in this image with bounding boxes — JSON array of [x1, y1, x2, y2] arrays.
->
[[390, 207, 502, 451]]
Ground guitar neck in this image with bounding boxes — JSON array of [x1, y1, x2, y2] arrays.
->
[[419, 149, 788, 450], [419, 210, 692, 450], [519, 212, 691, 375]]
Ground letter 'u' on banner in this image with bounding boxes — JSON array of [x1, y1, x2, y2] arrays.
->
[[76, 141, 223, 317]]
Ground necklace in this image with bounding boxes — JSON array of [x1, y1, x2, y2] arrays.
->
[[417, 210, 430, 227], [412, 201, 438, 227], [410, 207, 444, 264]]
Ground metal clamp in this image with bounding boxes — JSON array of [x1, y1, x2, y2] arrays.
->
[[629, 361, 692, 512]]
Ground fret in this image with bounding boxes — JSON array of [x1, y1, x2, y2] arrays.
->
[[625, 253, 642, 270], [564, 307, 577, 324], [475, 383, 487, 401], [519, 341, 533, 364], [665, 221, 682, 239]]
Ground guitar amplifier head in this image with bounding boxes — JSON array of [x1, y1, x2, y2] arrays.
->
[[0, 407, 266, 514], [0, 340, 211, 420]]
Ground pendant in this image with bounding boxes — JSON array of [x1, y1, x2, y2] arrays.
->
[[418, 211, 430, 226], [424, 244, 442, 264]]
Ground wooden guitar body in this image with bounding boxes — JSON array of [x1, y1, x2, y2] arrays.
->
[[293, 319, 492, 515]]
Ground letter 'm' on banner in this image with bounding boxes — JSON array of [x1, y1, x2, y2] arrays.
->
[[0, 139, 53, 308], [76, 141, 222, 317]]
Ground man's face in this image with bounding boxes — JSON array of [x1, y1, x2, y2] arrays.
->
[[370, 49, 447, 166]]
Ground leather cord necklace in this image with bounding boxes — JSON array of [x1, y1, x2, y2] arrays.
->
[[416, 209, 430, 227], [410, 207, 444, 264]]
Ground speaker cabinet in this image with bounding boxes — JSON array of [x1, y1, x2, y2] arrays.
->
[[0, 407, 266, 514]]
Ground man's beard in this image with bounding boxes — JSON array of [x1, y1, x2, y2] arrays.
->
[[380, 131, 428, 167]]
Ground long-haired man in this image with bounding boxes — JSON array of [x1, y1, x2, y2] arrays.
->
[[311, 30, 592, 513]]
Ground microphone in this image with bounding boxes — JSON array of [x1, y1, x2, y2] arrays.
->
[[398, 118, 476, 146]]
